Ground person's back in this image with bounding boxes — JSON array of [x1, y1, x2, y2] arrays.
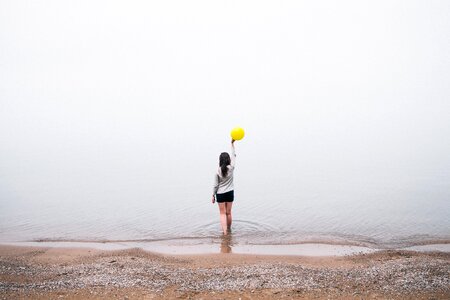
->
[[214, 149, 235, 194], [212, 140, 236, 235]]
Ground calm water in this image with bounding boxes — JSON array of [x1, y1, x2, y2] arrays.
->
[[2, 1, 450, 250], [1, 154, 449, 248]]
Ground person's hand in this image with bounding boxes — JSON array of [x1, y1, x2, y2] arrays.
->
[[211, 195, 215, 203]]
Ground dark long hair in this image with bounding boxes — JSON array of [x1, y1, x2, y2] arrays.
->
[[219, 152, 231, 177]]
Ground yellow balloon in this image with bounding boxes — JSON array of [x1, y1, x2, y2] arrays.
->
[[230, 127, 245, 140]]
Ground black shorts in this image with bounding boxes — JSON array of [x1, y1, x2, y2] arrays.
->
[[216, 190, 234, 203]]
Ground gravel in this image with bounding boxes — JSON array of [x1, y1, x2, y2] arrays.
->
[[1, 250, 449, 297]]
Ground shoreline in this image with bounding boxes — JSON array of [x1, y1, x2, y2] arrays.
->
[[1, 244, 449, 299], [1, 239, 449, 256], [0, 241, 378, 256]]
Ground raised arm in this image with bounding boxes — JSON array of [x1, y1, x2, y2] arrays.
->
[[230, 139, 236, 167]]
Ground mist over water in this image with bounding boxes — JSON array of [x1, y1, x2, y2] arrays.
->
[[1, 1, 450, 248]]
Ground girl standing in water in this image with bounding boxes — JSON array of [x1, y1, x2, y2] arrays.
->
[[212, 139, 236, 235]]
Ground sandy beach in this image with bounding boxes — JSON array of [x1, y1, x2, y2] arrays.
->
[[0, 245, 449, 299]]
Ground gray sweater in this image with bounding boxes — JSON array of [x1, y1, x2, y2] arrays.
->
[[213, 144, 236, 195]]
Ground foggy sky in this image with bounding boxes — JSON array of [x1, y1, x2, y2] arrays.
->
[[1, 1, 450, 206]]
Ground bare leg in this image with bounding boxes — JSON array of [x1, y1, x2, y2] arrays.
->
[[218, 203, 228, 235], [225, 202, 233, 230]]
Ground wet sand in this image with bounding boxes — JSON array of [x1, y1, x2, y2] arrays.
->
[[1, 244, 449, 299], [0, 240, 381, 256]]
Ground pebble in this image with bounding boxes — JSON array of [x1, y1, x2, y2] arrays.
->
[[0, 252, 449, 296]]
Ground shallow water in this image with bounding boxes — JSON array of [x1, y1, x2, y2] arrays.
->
[[1, 161, 449, 249], [1, 0, 450, 251]]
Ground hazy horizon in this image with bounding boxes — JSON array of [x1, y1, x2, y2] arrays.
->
[[1, 1, 449, 246]]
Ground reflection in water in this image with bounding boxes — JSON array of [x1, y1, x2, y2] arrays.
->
[[220, 233, 233, 253]]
